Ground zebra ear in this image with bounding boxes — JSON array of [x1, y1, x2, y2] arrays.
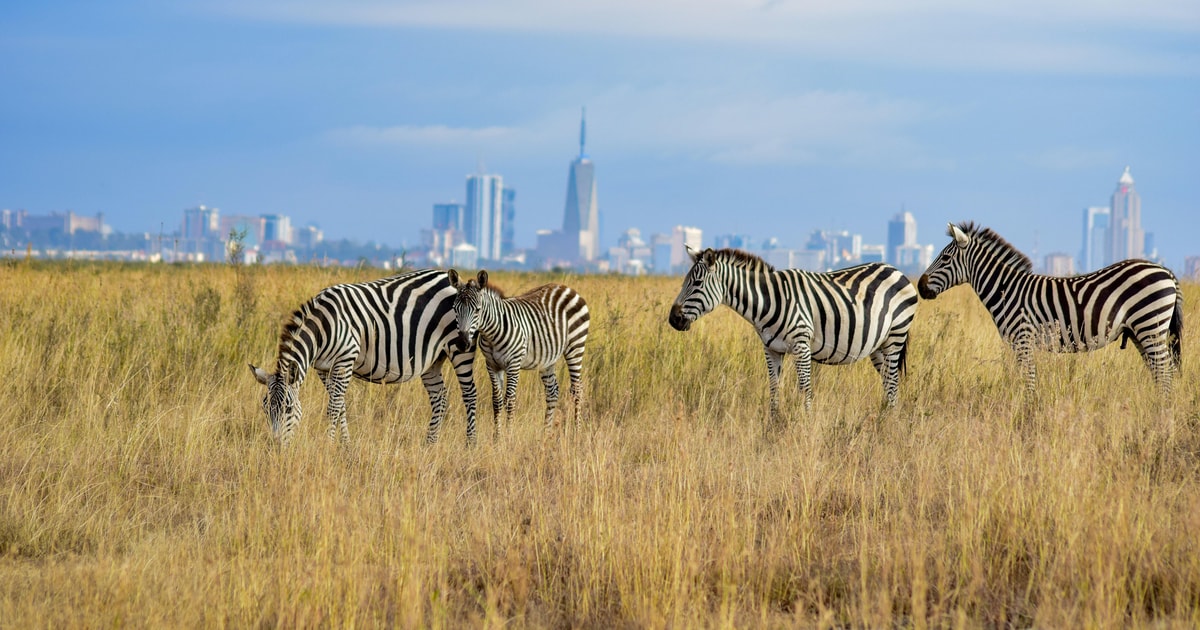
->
[[447, 268, 460, 287], [699, 248, 715, 266], [249, 363, 270, 386], [477, 269, 489, 287], [950, 223, 971, 248]]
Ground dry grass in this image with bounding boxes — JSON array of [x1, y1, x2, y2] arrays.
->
[[1, 261, 1198, 628]]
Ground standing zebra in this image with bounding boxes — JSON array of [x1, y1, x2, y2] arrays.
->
[[249, 268, 479, 446], [918, 222, 1183, 394], [668, 248, 919, 417], [448, 269, 590, 433]]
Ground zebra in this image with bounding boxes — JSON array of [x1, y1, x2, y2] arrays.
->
[[249, 268, 479, 446], [667, 247, 919, 418], [918, 222, 1183, 394], [447, 269, 590, 434]]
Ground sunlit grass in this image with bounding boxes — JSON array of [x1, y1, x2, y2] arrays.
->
[[0, 261, 1197, 627]]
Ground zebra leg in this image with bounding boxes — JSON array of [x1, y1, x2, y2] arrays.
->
[[794, 341, 814, 412], [488, 367, 504, 438], [450, 349, 479, 446], [870, 349, 901, 409], [1134, 329, 1174, 395], [1012, 332, 1037, 397], [541, 368, 560, 428], [324, 363, 353, 444], [420, 358, 450, 445], [763, 347, 784, 424], [504, 364, 521, 429], [567, 355, 584, 428]]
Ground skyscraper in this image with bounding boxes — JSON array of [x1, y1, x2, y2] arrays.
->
[[501, 187, 516, 257], [465, 173, 504, 261], [1109, 166, 1143, 263], [562, 108, 600, 262], [887, 211, 917, 265], [1079, 206, 1110, 271], [433, 202, 464, 232]]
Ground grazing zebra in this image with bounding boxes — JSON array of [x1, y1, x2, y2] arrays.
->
[[447, 269, 590, 433], [249, 268, 479, 446], [668, 248, 919, 417], [918, 222, 1183, 394]]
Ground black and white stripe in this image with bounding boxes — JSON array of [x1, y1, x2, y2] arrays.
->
[[668, 248, 919, 417], [448, 269, 590, 433], [918, 222, 1183, 393], [249, 268, 478, 445]]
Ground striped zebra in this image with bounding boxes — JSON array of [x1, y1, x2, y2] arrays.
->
[[249, 268, 479, 446], [918, 222, 1183, 394], [447, 269, 590, 434], [668, 248, 919, 417]]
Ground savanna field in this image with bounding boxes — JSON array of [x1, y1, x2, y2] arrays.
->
[[1, 261, 1199, 628]]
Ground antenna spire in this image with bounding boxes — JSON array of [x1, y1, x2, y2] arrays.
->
[[579, 106, 587, 158]]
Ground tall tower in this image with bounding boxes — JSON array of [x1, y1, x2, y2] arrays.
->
[[562, 108, 600, 262], [1109, 166, 1143, 263], [466, 172, 504, 260], [886, 210, 917, 264], [1079, 206, 1110, 271]]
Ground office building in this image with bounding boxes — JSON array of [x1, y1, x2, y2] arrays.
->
[[1079, 206, 1110, 272], [1110, 166, 1143, 262], [465, 174, 504, 261], [562, 109, 600, 262]]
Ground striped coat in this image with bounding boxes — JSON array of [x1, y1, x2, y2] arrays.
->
[[449, 269, 589, 433], [918, 222, 1183, 393], [668, 248, 919, 417], [249, 268, 478, 445]]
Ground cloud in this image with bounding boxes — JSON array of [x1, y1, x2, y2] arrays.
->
[[324, 87, 947, 169], [205, 0, 1200, 75]]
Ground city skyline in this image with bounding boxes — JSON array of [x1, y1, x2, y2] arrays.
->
[[2, 2, 1197, 269]]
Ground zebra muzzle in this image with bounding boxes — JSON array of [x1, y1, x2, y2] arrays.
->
[[917, 275, 938, 300], [668, 305, 691, 331]]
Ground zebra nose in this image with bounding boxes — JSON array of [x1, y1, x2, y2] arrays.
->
[[668, 305, 690, 331], [917, 275, 938, 300]]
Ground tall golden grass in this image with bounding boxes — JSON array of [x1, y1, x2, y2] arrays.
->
[[0, 261, 1197, 628]]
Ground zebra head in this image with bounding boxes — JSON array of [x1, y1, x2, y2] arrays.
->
[[669, 247, 723, 332], [249, 362, 302, 444], [448, 268, 486, 351], [918, 222, 973, 300]]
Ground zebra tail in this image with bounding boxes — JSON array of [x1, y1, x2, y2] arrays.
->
[[1170, 288, 1183, 373]]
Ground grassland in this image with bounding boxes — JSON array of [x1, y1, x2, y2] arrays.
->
[[0, 261, 1197, 628]]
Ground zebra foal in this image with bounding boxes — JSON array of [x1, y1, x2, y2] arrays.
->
[[448, 269, 590, 434], [668, 248, 919, 418], [249, 268, 479, 446], [918, 222, 1183, 394]]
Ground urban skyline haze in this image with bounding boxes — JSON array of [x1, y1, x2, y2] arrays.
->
[[2, 1, 1197, 269]]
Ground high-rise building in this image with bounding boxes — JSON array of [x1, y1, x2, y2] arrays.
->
[[262, 214, 292, 244], [433, 203, 464, 232], [501, 187, 516, 256], [1044, 253, 1075, 277], [1110, 166, 1143, 263], [182, 205, 219, 241], [1079, 206, 1110, 272], [670, 225, 702, 272], [465, 173, 504, 261], [887, 211, 917, 266], [562, 108, 600, 262]]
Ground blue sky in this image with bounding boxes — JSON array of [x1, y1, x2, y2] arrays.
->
[[2, 1, 1198, 268]]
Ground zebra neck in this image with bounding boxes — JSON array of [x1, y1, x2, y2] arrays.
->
[[720, 265, 774, 324], [277, 342, 313, 386], [477, 292, 507, 339], [969, 257, 1028, 310]]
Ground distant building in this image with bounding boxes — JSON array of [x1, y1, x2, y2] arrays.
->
[[465, 173, 504, 261], [894, 244, 933, 276], [651, 234, 673, 274], [433, 202, 464, 232], [860, 244, 886, 264], [714, 234, 754, 251], [182, 205, 219, 241], [805, 229, 862, 269], [220, 215, 265, 247], [887, 211, 917, 266], [670, 225, 703, 272], [451, 242, 478, 269], [295, 224, 324, 249], [1110, 166, 1143, 263], [1185, 256, 1200, 281], [262, 214, 292, 245], [1043, 253, 1075, 276], [537, 109, 600, 267], [1079, 206, 1110, 271], [501, 187, 516, 257]]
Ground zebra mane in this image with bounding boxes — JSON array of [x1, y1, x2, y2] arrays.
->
[[711, 248, 775, 273], [274, 307, 309, 381], [955, 222, 1033, 273], [467, 279, 506, 299]]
